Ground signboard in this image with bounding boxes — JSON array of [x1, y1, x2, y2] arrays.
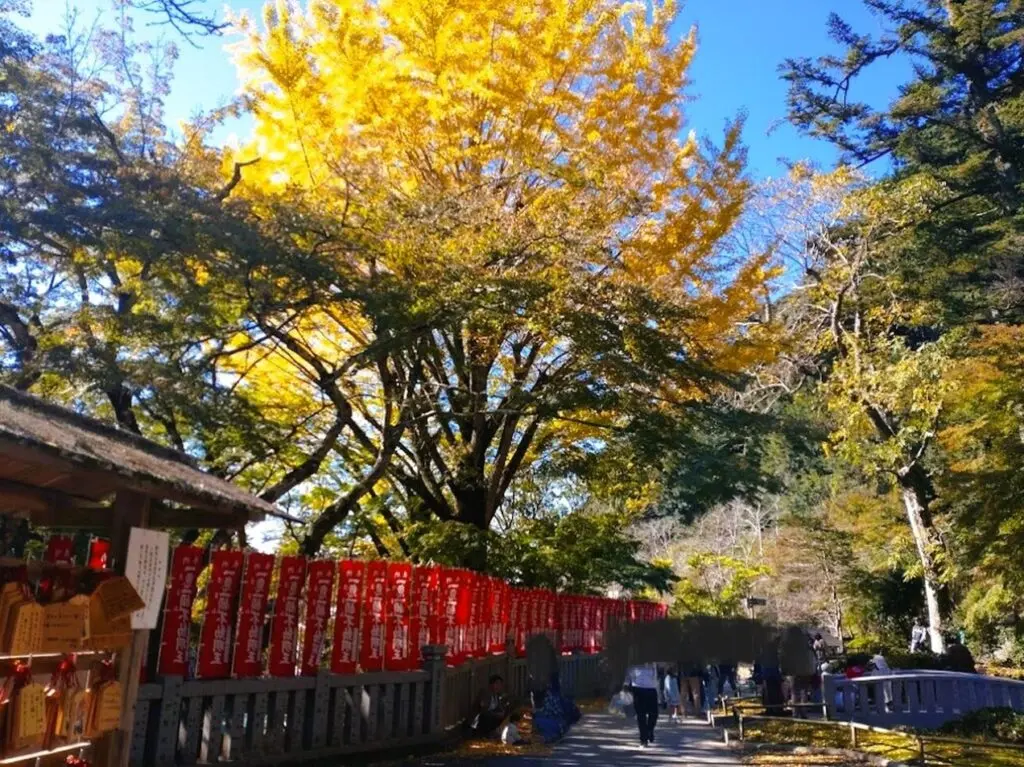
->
[[124, 527, 170, 630]]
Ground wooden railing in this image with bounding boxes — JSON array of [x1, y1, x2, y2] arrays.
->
[[129, 645, 604, 766], [823, 670, 1024, 729]]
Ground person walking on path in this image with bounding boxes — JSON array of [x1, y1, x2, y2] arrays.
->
[[625, 662, 660, 748], [681, 664, 703, 717], [663, 666, 681, 722]]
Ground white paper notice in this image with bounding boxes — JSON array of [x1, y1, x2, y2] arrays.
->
[[125, 527, 171, 630]]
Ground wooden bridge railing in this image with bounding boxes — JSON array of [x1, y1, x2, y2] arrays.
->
[[823, 670, 1024, 729]]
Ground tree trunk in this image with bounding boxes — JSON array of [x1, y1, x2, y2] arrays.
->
[[898, 468, 945, 653], [452, 477, 489, 570]]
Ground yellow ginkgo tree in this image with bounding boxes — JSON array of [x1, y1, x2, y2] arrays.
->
[[224, 0, 776, 560]]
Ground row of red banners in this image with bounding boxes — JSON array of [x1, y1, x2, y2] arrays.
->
[[155, 549, 665, 679]]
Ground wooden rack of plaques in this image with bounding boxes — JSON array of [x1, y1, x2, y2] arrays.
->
[[0, 558, 143, 767]]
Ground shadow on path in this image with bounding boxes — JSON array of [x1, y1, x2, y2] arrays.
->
[[425, 713, 742, 767]]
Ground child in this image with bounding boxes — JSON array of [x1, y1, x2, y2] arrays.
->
[[663, 667, 681, 722]]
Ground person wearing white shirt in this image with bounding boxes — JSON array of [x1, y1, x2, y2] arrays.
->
[[625, 663, 660, 748]]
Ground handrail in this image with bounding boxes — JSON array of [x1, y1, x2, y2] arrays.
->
[[826, 670, 1024, 687]]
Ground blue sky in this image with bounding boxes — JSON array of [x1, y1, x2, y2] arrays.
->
[[24, 0, 908, 178]]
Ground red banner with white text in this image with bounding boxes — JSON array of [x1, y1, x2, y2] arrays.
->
[[330, 561, 364, 674], [301, 560, 336, 676], [409, 565, 437, 662], [232, 552, 274, 678], [438, 568, 460, 663], [197, 550, 245, 679], [360, 561, 388, 672], [157, 545, 204, 677], [385, 563, 413, 670], [268, 556, 306, 677]]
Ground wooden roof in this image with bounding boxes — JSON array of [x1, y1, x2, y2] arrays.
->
[[0, 385, 281, 524]]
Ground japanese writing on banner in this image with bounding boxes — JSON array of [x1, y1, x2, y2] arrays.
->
[[87, 538, 110, 570], [536, 590, 550, 643], [385, 563, 412, 670], [528, 590, 542, 643], [39, 535, 75, 602], [44, 536, 74, 565], [573, 597, 585, 650], [455, 570, 473, 664], [157, 545, 204, 677], [583, 597, 595, 653], [468, 573, 485, 658], [301, 560, 336, 676], [409, 565, 437, 662], [499, 581, 511, 652], [231, 553, 274, 678], [360, 562, 388, 672], [559, 595, 573, 653], [197, 550, 244, 679], [125, 528, 170, 630], [487, 578, 503, 654], [268, 556, 307, 677], [438, 568, 461, 664], [331, 561, 364, 674], [511, 588, 526, 656]]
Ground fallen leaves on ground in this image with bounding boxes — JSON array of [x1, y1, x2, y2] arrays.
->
[[741, 718, 1024, 766], [745, 754, 861, 766]]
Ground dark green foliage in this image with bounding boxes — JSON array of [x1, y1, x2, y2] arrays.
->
[[783, 0, 1024, 323], [405, 515, 675, 595], [938, 708, 1024, 743]]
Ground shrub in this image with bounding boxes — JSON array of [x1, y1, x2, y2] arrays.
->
[[937, 708, 1024, 744]]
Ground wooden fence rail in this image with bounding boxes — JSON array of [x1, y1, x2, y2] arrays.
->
[[129, 644, 605, 766]]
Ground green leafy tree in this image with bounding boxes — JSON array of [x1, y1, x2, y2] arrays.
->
[[783, 0, 1024, 322], [671, 553, 769, 618]]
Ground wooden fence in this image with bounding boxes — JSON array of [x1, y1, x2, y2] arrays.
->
[[129, 643, 606, 766]]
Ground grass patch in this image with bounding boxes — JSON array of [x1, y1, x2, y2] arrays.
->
[[739, 717, 1024, 767]]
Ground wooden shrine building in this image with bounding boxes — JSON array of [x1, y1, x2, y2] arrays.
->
[[0, 385, 287, 767]]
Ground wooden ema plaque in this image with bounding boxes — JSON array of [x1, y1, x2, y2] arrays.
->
[[7, 602, 43, 656], [0, 584, 22, 645], [40, 599, 87, 653], [86, 682, 121, 738], [6, 683, 46, 753], [87, 577, 143, 650], [56, 689, 88, 743]]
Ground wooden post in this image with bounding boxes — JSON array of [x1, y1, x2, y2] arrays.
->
[[422, 645, 447, 735], [504, 637, 515, 700], [850, 721, 858, 748], [108, 490, 151, 767]]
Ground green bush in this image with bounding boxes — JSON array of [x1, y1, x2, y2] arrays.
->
[[937, 708, 1024, 744]]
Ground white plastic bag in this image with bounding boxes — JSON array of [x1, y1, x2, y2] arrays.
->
[[608, 690, 634, 717]]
